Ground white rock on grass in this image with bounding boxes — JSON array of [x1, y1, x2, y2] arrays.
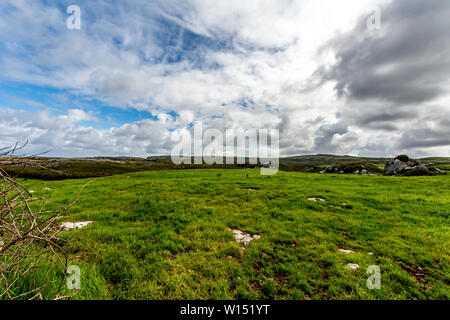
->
[[346, 263, 360, 270], [42, 188, 52, 191], [229, 229, 260, 247], [308, 198, 326, 202], [60, 221, 93, 231], [339, 249, 355, 254]]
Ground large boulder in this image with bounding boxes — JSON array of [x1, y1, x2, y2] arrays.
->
[[383, 159, 408, 175], [428, 167, 446, 175], [405, 165, 432, 176]]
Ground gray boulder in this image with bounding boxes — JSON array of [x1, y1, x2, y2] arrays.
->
[[405, 165, 432, 176], [383, 159, 408, 175], [426, 166, 446, 175]]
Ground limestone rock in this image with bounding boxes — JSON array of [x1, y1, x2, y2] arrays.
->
[[308, 197, 326, 202], [383, 159, 408, 175], [405, 165, 432, 176], [229, 229, 260, 247], [346, 263, 360, 270], [60, 221, 93, 231]]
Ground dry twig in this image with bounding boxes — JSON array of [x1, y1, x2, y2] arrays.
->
[[0, 143, 89, 299]]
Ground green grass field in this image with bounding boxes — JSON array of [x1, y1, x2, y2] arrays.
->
[[18, 169, 450, 300]]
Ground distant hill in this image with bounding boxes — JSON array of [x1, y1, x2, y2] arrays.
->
[[1, 154, 449, 180]]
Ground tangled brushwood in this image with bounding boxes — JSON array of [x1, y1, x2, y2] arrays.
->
[[0, 143, 88, 300]]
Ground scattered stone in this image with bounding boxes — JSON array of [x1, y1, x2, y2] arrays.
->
[[322, 163, 373, 175], [308, 197, 326, 202], [368, 252, 374, 255], [326, 164, 339, 172], [42, 187, 52, 191], [346, 263, 360, 270], [339, 249, 355, 254], [29, 190, 35, 193], [60, 221, 93, 231]]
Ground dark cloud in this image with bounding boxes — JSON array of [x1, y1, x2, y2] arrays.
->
[[347, 108, 418, 131], [324, 0, 450, 105], [398, 128, 450, 149], [311, 0, 450, 155]]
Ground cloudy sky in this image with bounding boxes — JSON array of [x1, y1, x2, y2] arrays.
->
[[0, 0, 449, 158]]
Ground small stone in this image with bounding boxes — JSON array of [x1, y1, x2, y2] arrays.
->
[[60, 221, 93, 231], [368, 252, 374, 255], [308, 197, 326, 202], [346, 263, 360, 270], [43, 188, 52, 191], [339, 249, 355, 254]]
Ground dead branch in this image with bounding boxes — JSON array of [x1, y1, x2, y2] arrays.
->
[[0, 143, 90, 300]]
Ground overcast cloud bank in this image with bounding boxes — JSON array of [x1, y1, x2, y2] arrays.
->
[[0, 0, 448, 158]]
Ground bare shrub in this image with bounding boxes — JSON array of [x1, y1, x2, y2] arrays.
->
[[0, 142, 89, 299]]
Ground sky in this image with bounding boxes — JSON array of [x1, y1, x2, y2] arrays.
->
[[0, 0, 449, 158]]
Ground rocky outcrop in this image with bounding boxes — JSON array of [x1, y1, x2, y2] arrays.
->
[[383, 159, 446, 176]]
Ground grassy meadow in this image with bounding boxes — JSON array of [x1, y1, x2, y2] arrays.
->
[[13, 169, 450, 300]]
